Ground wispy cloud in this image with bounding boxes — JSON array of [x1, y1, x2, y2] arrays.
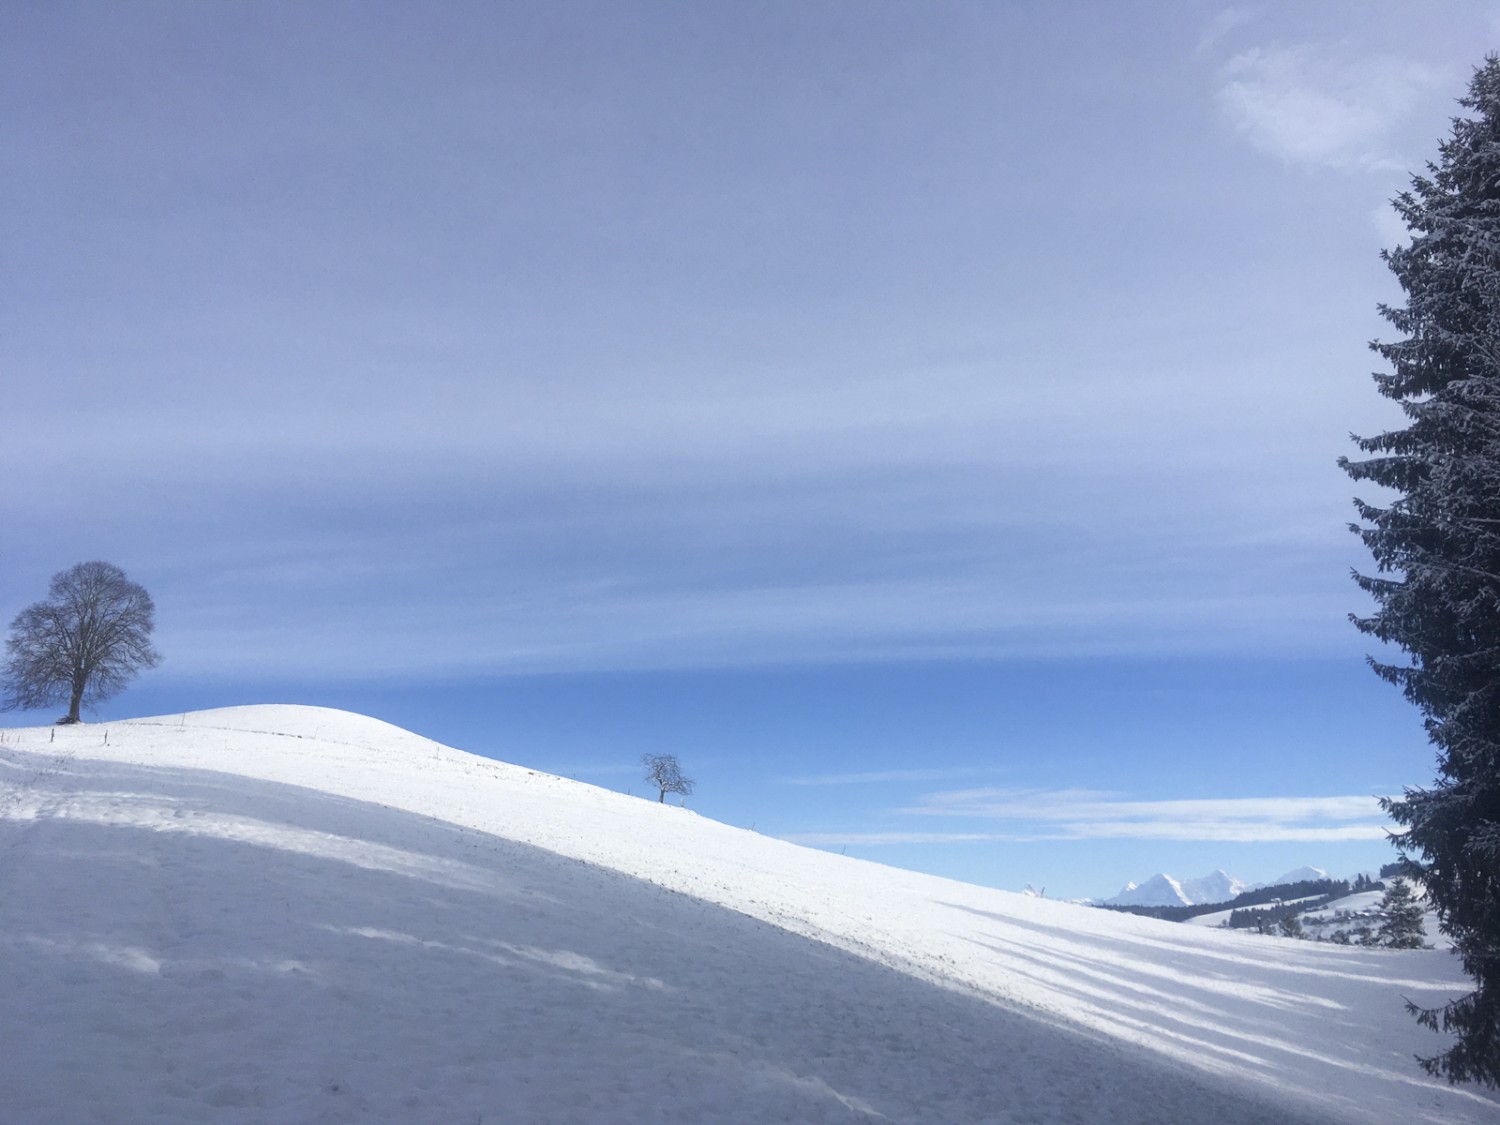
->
[[782, 831, 1018, 846], [1216, 45, 1444, 172], [1369, 202, 1411, 251], [784, 766, 1007, 787], [891, 788, 1390, 843], [1196, 7, 1256, 56]]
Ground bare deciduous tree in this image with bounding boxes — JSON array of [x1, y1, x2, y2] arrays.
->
[[641, 753, 694, 804], [3, 561, 162, 723]]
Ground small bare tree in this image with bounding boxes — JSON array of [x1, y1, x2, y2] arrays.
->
[[641, 753, 694, 803], [3, 562, 162, 723]]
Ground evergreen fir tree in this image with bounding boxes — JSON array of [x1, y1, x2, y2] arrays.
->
[[1340, 56, 1500, 1086], [1376, 879, 1429, 950]]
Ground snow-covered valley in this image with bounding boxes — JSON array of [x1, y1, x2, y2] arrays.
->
[[0, 706, 1492, 1124]]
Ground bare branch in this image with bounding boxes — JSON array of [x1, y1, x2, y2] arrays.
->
[[3, 562, 162, 723]]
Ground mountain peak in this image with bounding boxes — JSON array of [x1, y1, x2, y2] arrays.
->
[[1264, 866, 1329, 887], [1105, 870, 1248, 907], [1107, 872, 1190, 907]]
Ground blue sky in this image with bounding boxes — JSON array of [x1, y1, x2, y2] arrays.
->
[[3, 1, 1493, 899]]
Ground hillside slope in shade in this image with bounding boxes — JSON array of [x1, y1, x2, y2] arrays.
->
[[0, 706, 1493, 1124]]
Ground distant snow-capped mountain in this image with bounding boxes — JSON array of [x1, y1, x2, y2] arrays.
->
[[1107, 874, 1188, 907], [1182, 869, 1249, 904], [1262, 866, 1329, 888], [1106, 866, 1338, 908], [1105, 869, 1248, 908]]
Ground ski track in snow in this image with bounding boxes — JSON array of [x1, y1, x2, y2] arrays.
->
[[0, 706, 1493, 1124]]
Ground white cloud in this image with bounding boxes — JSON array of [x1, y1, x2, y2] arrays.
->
[[1216, 45, 1444, 172], [784, 766, 1008, 787], [1196, 7, 1256, 56], [782, 831, 1016, 846], [896, 788, 1390, 843], [1369, 201, 1411, 250]]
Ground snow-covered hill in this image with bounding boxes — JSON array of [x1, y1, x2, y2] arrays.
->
[[1299, 887, 1451, 950], [1, 706, 1493, 1123]]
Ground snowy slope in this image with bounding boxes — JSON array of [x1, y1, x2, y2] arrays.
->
[[1, 707, 1494, 1124], [1300, 888, 1452, 950]]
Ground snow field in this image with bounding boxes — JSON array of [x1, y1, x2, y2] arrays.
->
[[0, 706, 1494, 1124]]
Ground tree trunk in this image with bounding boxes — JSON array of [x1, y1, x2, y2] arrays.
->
[[67, 681, 83, 723]]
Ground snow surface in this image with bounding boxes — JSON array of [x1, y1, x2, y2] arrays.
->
[[1, 706, 1494, 1124], [1300, 889, 1452, 951], [1183, 888, 1452, 954], [1184, 905, 1239, 929], [1183, 894, 1361, 931]]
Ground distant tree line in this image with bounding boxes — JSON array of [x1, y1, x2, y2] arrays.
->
[[1096, 877, 1354, 924], [1228, 890, 1345, 931], [1222, 877, 1389, 931], [1099, 875, 1428, 948], [1094, 902, 1205, 923], [1225, 877, 1353, 911]]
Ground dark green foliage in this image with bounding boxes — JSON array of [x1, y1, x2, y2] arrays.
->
[[1377, 879, 1429, 950], [1228, 892, 1342, 932], [1098, 878, 1348, 923], [1228, 878, 1349, 909], [1339, 57, 1500, 1086], [1095, 902, 1202, 922]]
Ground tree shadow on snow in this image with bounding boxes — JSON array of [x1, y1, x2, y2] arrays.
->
[[1, 756, 1342, 1124], [932, 902, 1500, 1124]]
